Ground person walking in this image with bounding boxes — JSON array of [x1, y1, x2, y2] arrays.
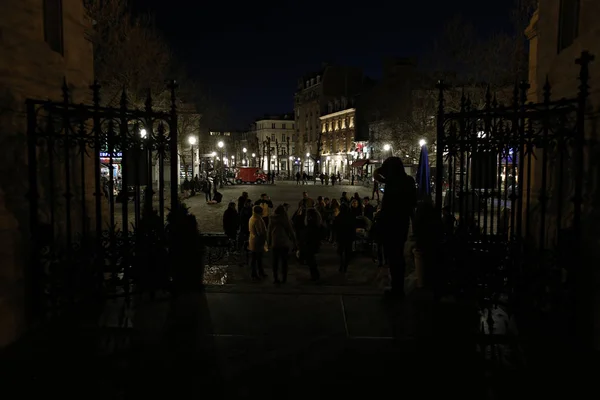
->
[[248, 205, 268, 280], [296, 172, 301, 185], [268, 205, 297, 284], [372, 179, 380, 202]]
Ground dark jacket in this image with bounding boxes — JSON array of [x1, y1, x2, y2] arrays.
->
[[239, 207, 252, 234], [223, 208, 239, 236], [268, 213, 296, 250], [333, 211, 355, 244], [363, 204, 376, 221], [237, 195, 247, 213]]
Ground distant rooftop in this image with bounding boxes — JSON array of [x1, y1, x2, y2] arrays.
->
[[256, 113, 294, 121]]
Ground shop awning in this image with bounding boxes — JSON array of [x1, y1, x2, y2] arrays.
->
[[351, 159, 369, 168]]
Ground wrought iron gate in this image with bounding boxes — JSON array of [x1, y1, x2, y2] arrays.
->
[[26, 80, 179, 320], [434, 52, 592, 323]]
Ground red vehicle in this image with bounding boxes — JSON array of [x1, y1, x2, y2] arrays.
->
[[235, 167, 268, 184]]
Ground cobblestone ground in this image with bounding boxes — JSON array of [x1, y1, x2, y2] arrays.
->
[[181, 180, 413, 288]]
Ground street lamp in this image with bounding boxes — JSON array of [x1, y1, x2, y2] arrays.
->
[[383, 144, 391, 151], [188, 136, 197, 181], [419, 139, 426, 147], [217, 141, 225, 188], [242, 147, 247, 166], [305, 152, 311, 175]]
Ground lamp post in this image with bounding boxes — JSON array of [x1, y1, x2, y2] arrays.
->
[[305, 152, 310, 175], [188, 136, 197, 178], [383, 143, 392, 159], [252, 153, 256, 167], [188, 136, 197, 195], [217, 141, 224, 187], [243, 147, 247, 166], [288, 156, 293, 179]]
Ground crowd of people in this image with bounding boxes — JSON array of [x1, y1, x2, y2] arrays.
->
[[222, 157, 416, 300], [223, 190, 382, 283], [182, 175, 224, 204]]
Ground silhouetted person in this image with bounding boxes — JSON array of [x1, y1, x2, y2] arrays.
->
[[203, 179, 212, 202], [372, 179, 380, 201], [333, 203, 355, 273], [237, 191, 248, 213], [302, 208, 323, 281], [374, 157, 416, 298], [223, 202, 239, 242]]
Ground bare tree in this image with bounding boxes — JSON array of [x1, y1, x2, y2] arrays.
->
[[372, 0, 537, 156], [84, 0, 172, 108]]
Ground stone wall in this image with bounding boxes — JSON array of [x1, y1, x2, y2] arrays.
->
[[527, 0, 600, 350], [0, 0, 94, 347]]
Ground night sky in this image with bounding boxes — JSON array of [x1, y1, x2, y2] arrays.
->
[[135, 0, 513, 129]]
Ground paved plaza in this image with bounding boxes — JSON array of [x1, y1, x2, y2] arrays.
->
[[185, 179, 379, 232], [181, 181, 415, 290]]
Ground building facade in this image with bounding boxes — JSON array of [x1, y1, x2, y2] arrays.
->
[[0, 0, 94, 347], [319, 98, 356, 176], [294, 66, 365, 175], [526, 0, 600, 350], [255, 114, 295, 174]]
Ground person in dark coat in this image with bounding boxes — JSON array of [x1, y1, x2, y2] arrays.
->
[[223, 202, 239, 241], [362, 197, 376, 221], [374, 157, 416, 298], [238, 199, 253, 257], [333, 203, 355, 273], [237, 191, 248, 213], [203, 179, 212, 202], [301, 208, 323, 281]]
